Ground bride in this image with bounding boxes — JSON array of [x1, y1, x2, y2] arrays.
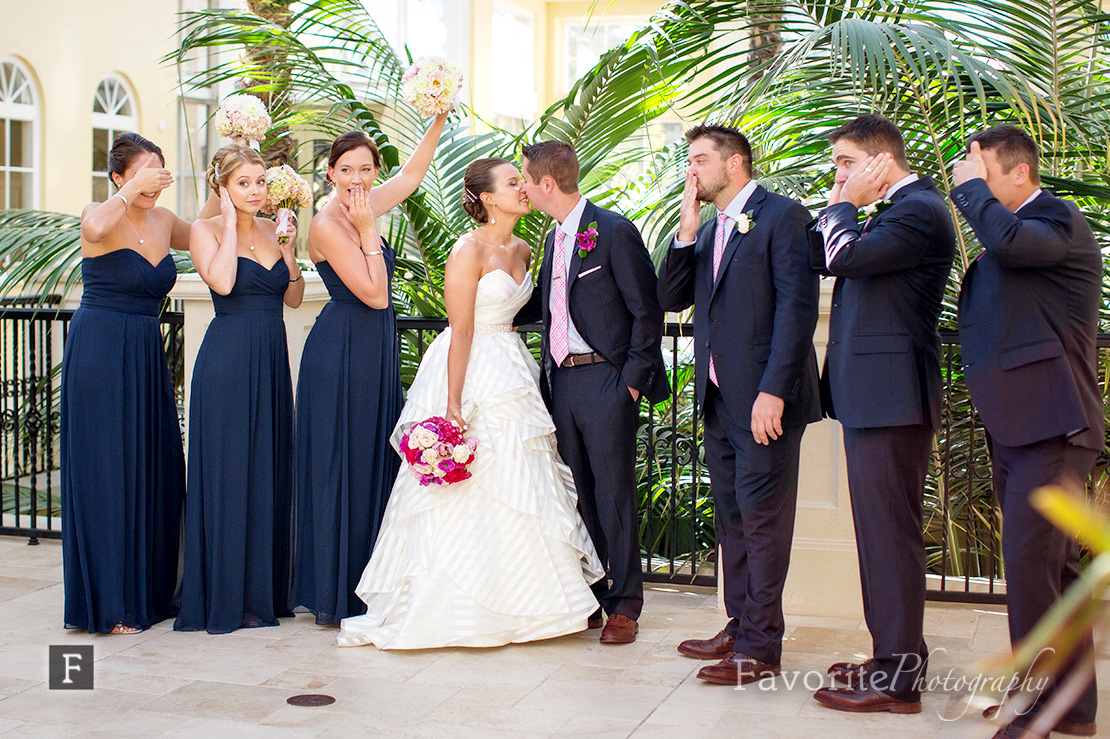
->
[[337, 157, 604, 649]]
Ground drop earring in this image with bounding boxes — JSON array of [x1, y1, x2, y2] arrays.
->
[[490, 204, 497, 226]]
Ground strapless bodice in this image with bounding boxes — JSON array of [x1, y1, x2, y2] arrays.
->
[[473, 269, 532, 329], [79, 249, 177, 317]]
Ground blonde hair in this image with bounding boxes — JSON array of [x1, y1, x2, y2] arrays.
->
[[206, 144, 266, 192]]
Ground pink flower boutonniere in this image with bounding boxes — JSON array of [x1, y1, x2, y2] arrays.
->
[[576, 221, 599, 258]]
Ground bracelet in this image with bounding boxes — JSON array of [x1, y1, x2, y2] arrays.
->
[[113, 193, 128, 207], [363, 250, 383, 256], [289, 275, 303, 283]]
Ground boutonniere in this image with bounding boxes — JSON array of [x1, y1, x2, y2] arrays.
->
[[735, 210, 756, 234], [862, 199, 892, 218], [576, 221, 599, 258]]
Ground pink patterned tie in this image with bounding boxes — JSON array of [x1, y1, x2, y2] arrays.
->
[[709, 213, 728, 385], [550, 227, 570, 365]]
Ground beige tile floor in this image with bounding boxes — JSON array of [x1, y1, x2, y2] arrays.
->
[[1, 536, 1108, 738]]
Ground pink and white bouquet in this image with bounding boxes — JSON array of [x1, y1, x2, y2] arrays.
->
[[262, 165, 312, 244], [400, 57, 464, 117], [215, 93, 271, 144], [400, 416, 478, 486]]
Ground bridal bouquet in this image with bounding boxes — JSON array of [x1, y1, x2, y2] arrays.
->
[[262, 164, 312, 244], [215, 93, 271, 144], [400, 416, 478, 486], [400, 57, 464, 117]]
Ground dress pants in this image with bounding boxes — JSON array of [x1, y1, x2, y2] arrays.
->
[[550, 360, 644, 620], [703, 384, 804, 666], [843, 423, 933, 702], [988, 434, 1099, 727]]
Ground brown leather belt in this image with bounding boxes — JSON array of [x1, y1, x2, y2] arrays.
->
[[560, 352, 607, 368]]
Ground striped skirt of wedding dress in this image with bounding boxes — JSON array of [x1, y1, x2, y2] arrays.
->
[[337, 320, 605, 650]]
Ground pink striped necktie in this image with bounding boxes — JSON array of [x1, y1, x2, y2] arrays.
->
[[709, 212, 728, 385], [549, 227, 570, 365]]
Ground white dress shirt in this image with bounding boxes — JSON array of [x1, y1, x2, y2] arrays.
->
[[1016, 188, 1043, 212], [673, 179, 760, 249], [550, 195, 592, 354]]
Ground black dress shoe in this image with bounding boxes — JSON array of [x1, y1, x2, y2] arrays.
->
[[991, 723, 1044, 739], [813, 686, 920, 714], [983, 704, 1096, 736], [677, 629, 735, 660]]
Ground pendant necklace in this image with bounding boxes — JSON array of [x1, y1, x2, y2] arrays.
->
[[124, 211, 147, 245], [239, 222, 256, 252]]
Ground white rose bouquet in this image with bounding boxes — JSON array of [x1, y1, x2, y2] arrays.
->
[[400, 56, 464, 117], [215, 93, 271, 145]]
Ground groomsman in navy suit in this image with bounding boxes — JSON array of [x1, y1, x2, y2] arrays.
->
[[810, 114, 955, 714], [515, 140, 667, 644], [658, 124, 821, 685], [952, 125, 1102, 739]]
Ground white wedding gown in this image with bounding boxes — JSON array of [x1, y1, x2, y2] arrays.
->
[[337, 269, 605, 649]]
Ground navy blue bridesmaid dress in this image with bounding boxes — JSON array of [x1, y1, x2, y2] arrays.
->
[[61, 248, 186, 633], [175, 257, 295, 634], [292, 244, 402, 624]]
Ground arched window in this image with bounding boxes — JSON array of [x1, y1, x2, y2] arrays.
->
[[91, 76, 138, 202], [0, 58, 39, 209]]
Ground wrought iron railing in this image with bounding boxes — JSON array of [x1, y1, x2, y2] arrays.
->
[[0, 305, 184, 542], [5, 307, 1106, 604]]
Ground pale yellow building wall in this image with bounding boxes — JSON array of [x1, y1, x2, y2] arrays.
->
[[4, 0, 185, 217], [542, 0, 664, 109]]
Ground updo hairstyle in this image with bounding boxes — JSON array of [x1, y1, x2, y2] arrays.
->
[[328, 131, 383, 171], [461, 157, 511, 223], [108, 133, 164, 190], [206, 144, 266, 193]]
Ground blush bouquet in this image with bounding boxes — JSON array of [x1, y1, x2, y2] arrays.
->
[[262, 164, 313, 244], [400, 416, 478, 486], [400, 57, 464, 117], [215, 93, 271, 145]]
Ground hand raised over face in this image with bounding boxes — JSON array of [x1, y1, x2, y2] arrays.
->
[[839, 153, 893, 208], [952, 141, 988, 188], [677, 168, 703, 242], [340, 185, 377, 237]]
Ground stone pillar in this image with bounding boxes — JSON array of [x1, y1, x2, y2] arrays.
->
[[169, 271, 331, 455], [781, 278, 864, 619]]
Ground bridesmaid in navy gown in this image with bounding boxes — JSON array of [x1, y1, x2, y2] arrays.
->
[[63, 133, 190, 634], [175, 144, 305, 633], [293, 120, 447, 624]]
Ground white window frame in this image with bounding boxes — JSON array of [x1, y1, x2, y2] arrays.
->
[[91, 74, 139, 200], [0, 57, 40, 209]]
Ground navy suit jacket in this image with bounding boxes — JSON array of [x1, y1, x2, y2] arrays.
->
[[657, 185, 822, 430], [953, 180, 1104, 451], [515, 200, 668, 405], [813, 177, 955, 429]]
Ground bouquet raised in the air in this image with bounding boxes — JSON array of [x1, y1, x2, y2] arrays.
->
[[400, 416, 478, 486], [262, 165, 312, 245], [215, 93, 271, 145], [400, 56, 463, 117]]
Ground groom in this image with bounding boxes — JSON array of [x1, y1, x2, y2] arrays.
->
[[516, 140, 667, 644]]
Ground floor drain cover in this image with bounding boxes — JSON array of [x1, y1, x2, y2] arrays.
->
[[287, 694, 336, 707]]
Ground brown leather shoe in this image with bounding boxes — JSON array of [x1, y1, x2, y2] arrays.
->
[[677, 629, 735, 660], [827, 658, 874, 687], [813, 686, 921, 714], [696, 652, 780, 685], [587, 609, 603, 629], [599, 614, 637, 644], [982, 704, 1095, 736]]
